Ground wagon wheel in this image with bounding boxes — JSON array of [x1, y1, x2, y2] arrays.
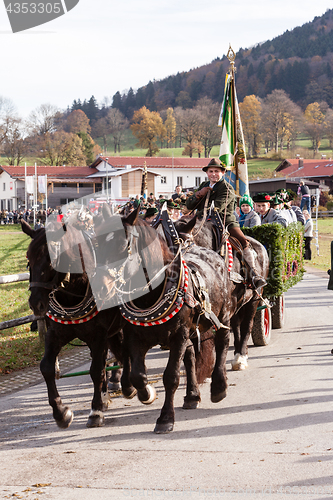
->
[[251, 304, 272, 346], [271, 294, 285, 329]]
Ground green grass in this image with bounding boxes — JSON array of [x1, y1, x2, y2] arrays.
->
[[0, 226, 43, 374], [303, 218, 333, 272], [0, 226, 78, 374]]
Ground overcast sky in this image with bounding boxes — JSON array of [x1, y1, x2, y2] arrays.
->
[[0, 0, 332, 118]]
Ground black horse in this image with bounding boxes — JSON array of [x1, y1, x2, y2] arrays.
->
[[92, 208, 233, 433], [175, 214, 270, 370], [21, 219, 136, 428]]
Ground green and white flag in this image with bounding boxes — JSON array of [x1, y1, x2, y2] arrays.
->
[[218, 73, 248, 196]]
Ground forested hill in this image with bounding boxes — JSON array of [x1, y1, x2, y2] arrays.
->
[[107, 8, 333, 117]]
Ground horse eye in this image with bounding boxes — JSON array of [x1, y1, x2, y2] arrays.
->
[[106, 232, 114, 241]]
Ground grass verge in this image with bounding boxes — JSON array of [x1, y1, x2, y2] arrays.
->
[[0, 226, 77, 375]]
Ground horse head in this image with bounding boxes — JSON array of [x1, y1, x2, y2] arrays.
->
[[22, 219, 67, 316], [23, 217, 95, 316], [91, 207, 168, 309]]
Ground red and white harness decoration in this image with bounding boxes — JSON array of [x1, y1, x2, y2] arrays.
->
[[121, 260, 189, 327], [46, 309, 99, 325], [226, 239, 233, 272]]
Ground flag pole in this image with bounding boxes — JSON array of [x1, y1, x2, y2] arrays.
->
[[227, 45, 239, 196], [24, 162, 27, 213], [45, 174, 48, 222], [34, 163, 37, 228]]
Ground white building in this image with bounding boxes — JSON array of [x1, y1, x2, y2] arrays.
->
[[89, 156, 210, 198], [0, 156, 212, 210]]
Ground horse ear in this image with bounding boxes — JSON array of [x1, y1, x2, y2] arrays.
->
[[46, 224, 67, 242], [21, 219, 35, 238], [124, 207, 140, 226], [176, 215, 197, 234], [102, 203, 112, 220]]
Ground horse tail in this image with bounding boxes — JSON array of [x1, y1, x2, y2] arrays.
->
[[194, 329, 215, 385]]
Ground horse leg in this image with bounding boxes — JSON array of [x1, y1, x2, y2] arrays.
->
[[108, 362, 122, 392], [40, 329, 74, 429], [211, 325, 230, 403], [87, 339, 109, 428], [121, 354, 137, 399], [154, 333, 190, 434], [129, 339, 156, 405], [231, 301, 257, 371], [182, 341, 201, 410], [230, 314, 248, 371]]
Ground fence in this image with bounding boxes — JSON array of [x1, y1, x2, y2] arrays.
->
[[0, 273, 45, 341]]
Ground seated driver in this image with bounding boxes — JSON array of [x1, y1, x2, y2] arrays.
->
[[186, 158, 266, 289]]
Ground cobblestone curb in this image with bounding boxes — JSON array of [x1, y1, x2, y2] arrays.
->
[[0, 346, 91, 396]]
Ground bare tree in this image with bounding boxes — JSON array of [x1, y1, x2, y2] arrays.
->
[[2, 115, 27, 165], [92, 109, 129, 154], [28, 103, 61, 136], [195, 97, 221, 158], [261, 90, 301, 154], [178, 108, 201, 157]]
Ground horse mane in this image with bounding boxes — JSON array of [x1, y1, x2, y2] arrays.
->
[[126, 217, 174, 265]]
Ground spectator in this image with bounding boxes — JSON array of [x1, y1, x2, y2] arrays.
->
[[303, 210, 313, 260], [297, 181, 311, 213], [172, 185, 183, 201]]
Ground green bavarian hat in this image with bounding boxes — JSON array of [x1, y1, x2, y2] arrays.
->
[[286, 189, 297, 201], [160, 199, 176, 208], [144, 207, 158, 218], [270, 194, 283, 206], [252, 193, 271, 203], [239, 194, 253, 209]]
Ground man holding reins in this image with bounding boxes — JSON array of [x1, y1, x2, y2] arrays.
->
[[186, 158, 266, 290]]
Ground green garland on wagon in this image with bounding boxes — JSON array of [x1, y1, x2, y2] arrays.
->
[[242, 222, 305, 298]]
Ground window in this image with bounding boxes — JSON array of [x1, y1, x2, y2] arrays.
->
[[3, 183, 5, 191], [195, 177, 201, 187], [161, 176, 167, 184], [176, 177, 183, 187]]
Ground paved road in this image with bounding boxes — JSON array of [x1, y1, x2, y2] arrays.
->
[[1, 271, 333, 500]]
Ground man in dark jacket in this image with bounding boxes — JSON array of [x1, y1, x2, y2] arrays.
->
[[186, 158, 266, 289]]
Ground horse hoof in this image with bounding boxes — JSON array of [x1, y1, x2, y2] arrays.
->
[[86, 410, 105, 428], [154, 422, 174, 434], [211, 390, 227, 403], [140, 384, 156, 405], [56, 408, 74, 429], [231, 354, 248, 371], [122, 386, 137, 399], [108, 381, 121, 392], [183, 399, 199, 409]]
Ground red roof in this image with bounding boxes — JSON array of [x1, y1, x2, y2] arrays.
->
[[0, 165, 99, 179], [91, 156, 210, 169], [276, 159, 333, 178]]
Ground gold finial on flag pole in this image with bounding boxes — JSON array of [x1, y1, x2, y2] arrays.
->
[[227, 44, 236, 75]]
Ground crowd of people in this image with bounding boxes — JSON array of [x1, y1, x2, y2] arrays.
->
[[1, 159, 314, 262]]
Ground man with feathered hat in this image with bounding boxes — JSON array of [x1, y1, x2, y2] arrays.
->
[[186, 158, 266, 289]]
